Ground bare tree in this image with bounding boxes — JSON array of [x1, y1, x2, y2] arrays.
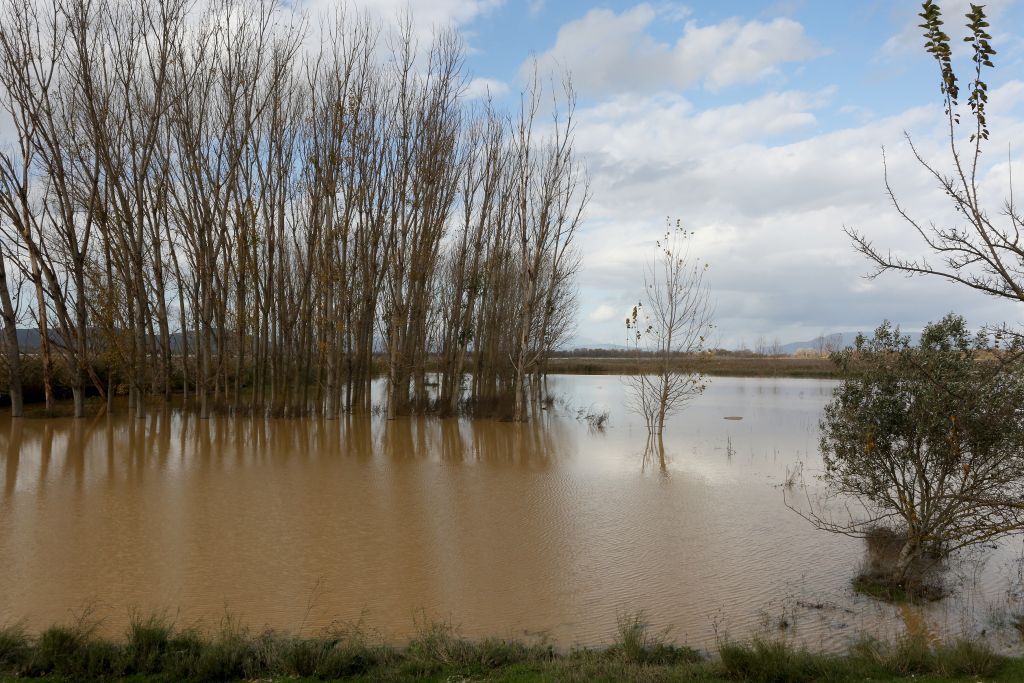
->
[[847, 2, 1023, 311], [754, 336, 769, 356], [813, 332, 827, 358], [625, 220, 714, 436], [824, 333, 843, 355], [508, 69, 587, 422], [0, 0, 586, 420], [0, 245, 22, 415]]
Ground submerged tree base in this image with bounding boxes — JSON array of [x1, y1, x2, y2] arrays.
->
[[852, 527, 948, 604], [0, 613, 1019, 682], [852, 572, 947, 604]]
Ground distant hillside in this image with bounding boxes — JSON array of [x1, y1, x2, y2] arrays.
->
[[568, 337, 628, 351], [16, 328, 41, 349], [781, 331, 922, 355], [12, 328, 190, 352]]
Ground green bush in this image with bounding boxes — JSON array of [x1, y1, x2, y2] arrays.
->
[[933, 638, 1004, 677], [607, 611, 701, 666], [0, 625, 30, 672], [124, 613, 173, 674], [817, 315, 1024, 599], [718, 639, 844, 683], [30, 626, 84, 675]]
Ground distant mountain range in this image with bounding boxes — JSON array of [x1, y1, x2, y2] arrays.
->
[[11, 328, 190, 352], [779, 332, 860, 355], [567, 337, 629, 351]]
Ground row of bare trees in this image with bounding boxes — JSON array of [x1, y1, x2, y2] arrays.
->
[[0, 0, 587, 420]]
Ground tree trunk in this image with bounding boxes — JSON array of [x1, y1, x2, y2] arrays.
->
[[30, 253, 54, 410], [894, 538, 920, 582], [0, 252, 23, 417]]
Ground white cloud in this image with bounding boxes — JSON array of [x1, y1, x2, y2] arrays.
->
[[575, 88, 831, 164], [295, 0, 504, 45], [527, 0, 544, 18], [570, 81, 1024, 346], [526, 4, 825, 97], [588, 304, 619, 323], [337, 0, 504, 27], [465, 77, 510, 99]]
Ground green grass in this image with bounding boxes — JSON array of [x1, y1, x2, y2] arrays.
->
[[0, 613, 1020, 682]]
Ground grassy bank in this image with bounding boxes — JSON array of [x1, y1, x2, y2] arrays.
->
[[546, 355, 842, 379], [0, 613, 1020, 682]]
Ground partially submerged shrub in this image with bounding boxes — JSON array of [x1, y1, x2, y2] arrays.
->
[[575, 406, 609, 431], [808, 316, 1024, 600]]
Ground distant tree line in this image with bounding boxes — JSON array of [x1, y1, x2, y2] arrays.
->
[[0, 0, 588, 420], [553, 347, 792, 359]]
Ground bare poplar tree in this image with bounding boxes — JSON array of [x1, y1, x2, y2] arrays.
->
[[509, 70, 587, 421], [0, 0, 587, 420]]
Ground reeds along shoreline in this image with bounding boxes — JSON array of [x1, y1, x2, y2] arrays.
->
[[0, 612, 1017, 682]]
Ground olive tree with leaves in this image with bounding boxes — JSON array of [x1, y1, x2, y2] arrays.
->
[[625, 221, 713, 437], [800, 315, 1024, 594]]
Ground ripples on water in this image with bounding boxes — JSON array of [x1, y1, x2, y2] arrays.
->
[[1, 376, 1022, 652]]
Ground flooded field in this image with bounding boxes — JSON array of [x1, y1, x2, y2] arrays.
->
[[1, 376, 1022, 652]]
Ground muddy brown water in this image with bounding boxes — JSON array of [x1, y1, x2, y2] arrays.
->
[[1, 376, 1022, 651]]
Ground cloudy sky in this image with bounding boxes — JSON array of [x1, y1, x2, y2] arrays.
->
[[5, 0, 1022, 348], [319, 0, 1024, 348]]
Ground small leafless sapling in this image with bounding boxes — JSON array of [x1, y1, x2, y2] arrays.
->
[[625, 220, 714, 437]]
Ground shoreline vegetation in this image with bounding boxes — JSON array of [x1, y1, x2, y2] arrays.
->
[[0, 612, 1020, 683], [546, 353, 841, 379]]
